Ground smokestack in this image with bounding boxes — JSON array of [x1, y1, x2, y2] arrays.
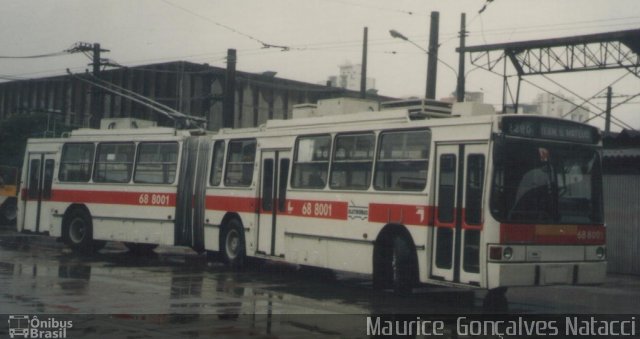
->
[[360, 27, 368, 98]]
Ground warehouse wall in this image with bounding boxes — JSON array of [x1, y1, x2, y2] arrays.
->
[[604, 174, 640, 275]]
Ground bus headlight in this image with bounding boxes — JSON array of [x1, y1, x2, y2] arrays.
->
[[596, 247, 606, 260], [503, 247, 513, 260]]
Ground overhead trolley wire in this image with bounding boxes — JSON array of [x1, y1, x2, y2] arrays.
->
[[521, 77, 634, 131], [159, 0, 298, 51], [0, 51, 70, 59]]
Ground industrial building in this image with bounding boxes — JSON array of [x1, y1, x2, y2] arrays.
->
[[0, 60, 386, 131]]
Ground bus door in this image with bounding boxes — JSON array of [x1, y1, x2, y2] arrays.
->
[[23, 153, 56, 233], [257, 149, 291, 257], [431, 143, 486, 285]]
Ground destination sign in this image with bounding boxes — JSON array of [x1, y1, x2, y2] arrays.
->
[[501, 116, 599, 144]]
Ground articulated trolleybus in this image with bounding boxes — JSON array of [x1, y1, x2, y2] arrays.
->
[[18, 101, 606, 303]]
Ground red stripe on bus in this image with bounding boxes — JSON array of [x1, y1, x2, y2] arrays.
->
[[205, 195, 258, 213], [500, 223, 605, 245], [368, 203, 433, 226], [45, 189, 176, 207]]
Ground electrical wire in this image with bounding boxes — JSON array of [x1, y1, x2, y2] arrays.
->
[[159, 0, 297, 51], [321, 0, 416, 16], [560, 72, 631, 119], [539, 74, 635, 130], [584, 91, 640, 127], [0, 51, 70, 59], [521, 77, 634, 131]]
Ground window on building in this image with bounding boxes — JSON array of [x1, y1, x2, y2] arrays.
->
[[94, 143, 135, 183], [291, 135, 331, 189], [224, 139, 256, 187], [59, 143, 95, 182], [330, 132, 375, 190], [374, 129, 430, 191], [134, 142, 178, 184]]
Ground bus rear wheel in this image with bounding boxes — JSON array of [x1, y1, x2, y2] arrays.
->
[[220, 218, 246, 270], [62, 209, 102, 253]]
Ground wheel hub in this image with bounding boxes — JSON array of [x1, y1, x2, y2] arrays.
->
[[69, 218, 86, 243], [226, 229, 239, 259]]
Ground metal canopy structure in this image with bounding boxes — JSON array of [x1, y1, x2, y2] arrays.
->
[[457, 29, 640, 116]]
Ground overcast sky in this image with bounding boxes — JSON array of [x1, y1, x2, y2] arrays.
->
[[1, 0, 639, 131]]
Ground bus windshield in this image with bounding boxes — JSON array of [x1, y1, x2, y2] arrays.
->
[[490, 138, 603, 224]]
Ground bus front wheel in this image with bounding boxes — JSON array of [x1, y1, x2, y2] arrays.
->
[[62, 209, 103, 253], [220, 218, 246, 269], [483, 287, 509, 312], [373, 234, 417, 295]]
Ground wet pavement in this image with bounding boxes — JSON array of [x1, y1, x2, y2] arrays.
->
[[1, 226, 639, 338]]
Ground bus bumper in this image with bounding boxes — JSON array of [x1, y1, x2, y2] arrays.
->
[[487, 261, 607, 289]]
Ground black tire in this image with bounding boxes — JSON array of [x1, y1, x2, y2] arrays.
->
[[62, 209, 99, 253], [483, 287, 509, 312], [0, 197, 17, 225], [391, 235, 416, 295], [124, 242, 158, 254], [220, 218, 246, 269], [373, 244, 392, 290], [373, 234, 417, 295]]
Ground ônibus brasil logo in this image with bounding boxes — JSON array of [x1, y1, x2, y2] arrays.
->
[[8, 315, 72, 338]]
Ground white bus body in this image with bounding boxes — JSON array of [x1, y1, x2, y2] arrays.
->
[[17, 105, 606, 292]]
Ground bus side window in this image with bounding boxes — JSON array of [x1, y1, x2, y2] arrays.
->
[[330, 132, 374, 190], [59, 143, 95, 182], [291, 135, 330, 189], [224, 139, 256, 187], [94, 142, 135, 183], [134, 142, 178, 184], [374, 129, 430, 191], [209, 140, 225, 186]]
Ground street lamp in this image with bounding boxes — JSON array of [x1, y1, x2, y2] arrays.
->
[[389, 29, 459, 98], [389, 30, 425, 52]]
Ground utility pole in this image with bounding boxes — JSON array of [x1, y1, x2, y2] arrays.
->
[[69, 42, 109, 128], [91, 43, 102, 128], [605, 86, 612, 134], [66, 42, 110, 128], [223, 49, 237, 129], [360, 27, 368, 99], [456, 13, 467, 102], [426, 11, 439, 100]]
